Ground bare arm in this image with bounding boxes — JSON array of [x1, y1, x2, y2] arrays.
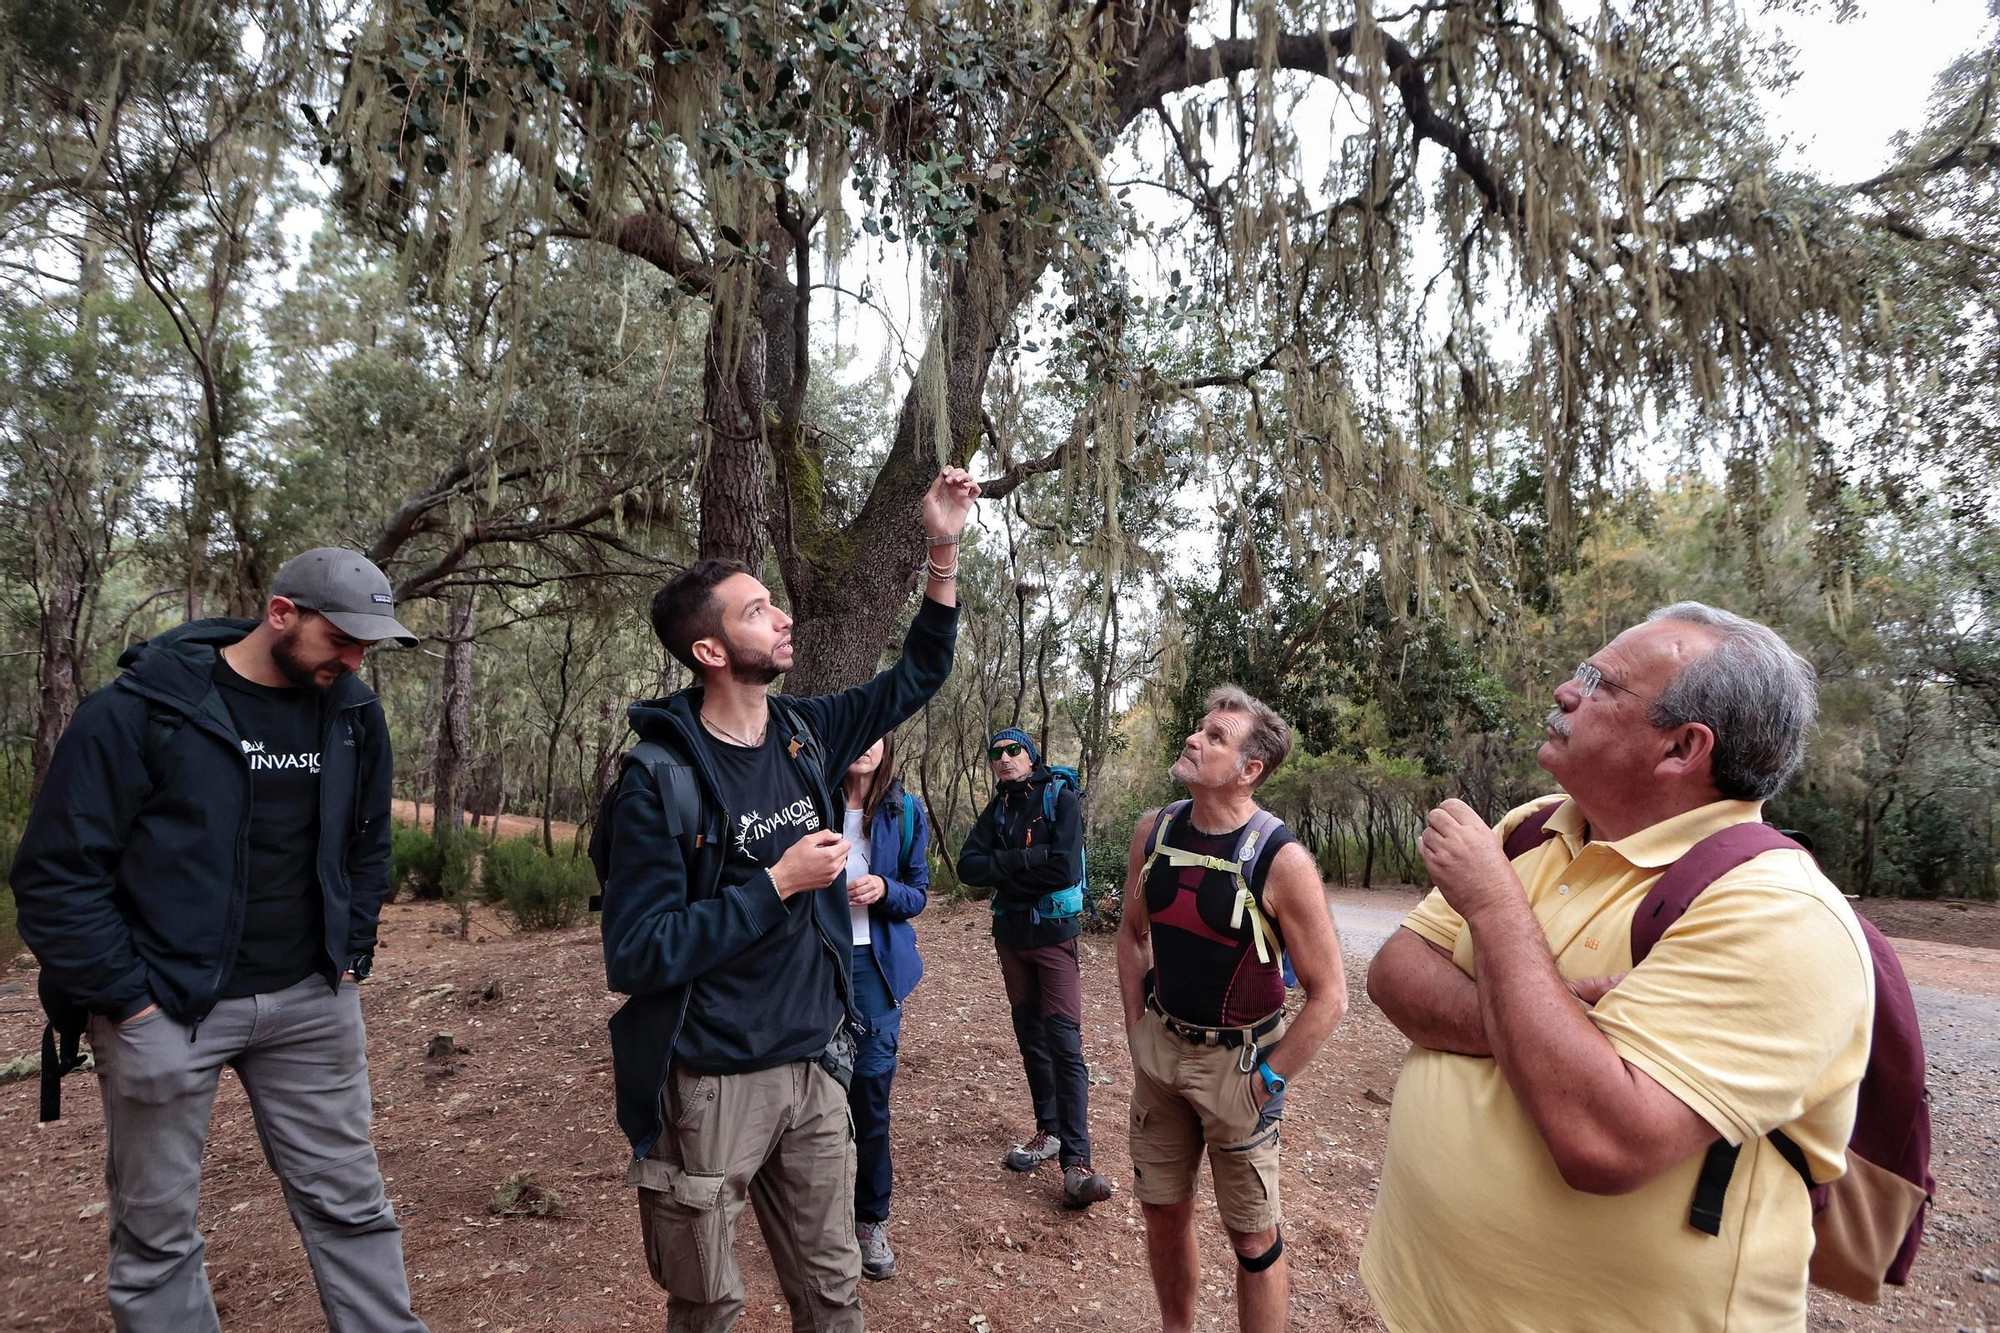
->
[[1424, 800, 1716, 1194], [921, 468, 980, 608], [1366, 927, 1493, 1056], [1259, 843, 1347, 1084], [1116, 813, 1160, 1031]]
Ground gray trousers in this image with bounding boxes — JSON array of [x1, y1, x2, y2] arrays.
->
[[87, 975, 426, 1333]]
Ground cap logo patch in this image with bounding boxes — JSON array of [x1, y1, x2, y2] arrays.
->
[[371, 593, 394, 604]]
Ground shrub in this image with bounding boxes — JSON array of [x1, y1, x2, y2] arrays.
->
[[2, 821, 22, 964], [392, 825, 445, 900], [483, 838, 596, 931]]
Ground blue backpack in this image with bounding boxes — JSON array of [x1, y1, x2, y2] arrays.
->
[[989, 765, 1087, 924]]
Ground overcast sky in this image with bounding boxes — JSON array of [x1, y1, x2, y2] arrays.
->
[[1771, 0, 1993, 180]]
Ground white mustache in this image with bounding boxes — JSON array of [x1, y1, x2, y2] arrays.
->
[[1545, 708, 1570, 738]]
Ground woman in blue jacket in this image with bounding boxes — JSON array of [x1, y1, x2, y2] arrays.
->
[[840, 731, 930, 1282]]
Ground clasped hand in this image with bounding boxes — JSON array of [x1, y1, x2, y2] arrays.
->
[[1418, 798, 1521, 918]]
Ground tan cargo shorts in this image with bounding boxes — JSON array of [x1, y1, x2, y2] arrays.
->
[[1126, 1006, 1286, 1233]]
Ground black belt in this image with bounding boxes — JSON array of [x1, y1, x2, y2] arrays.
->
[[1146, 992, 1283, 1049]]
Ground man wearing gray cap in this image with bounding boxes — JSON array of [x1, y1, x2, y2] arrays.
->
[[11, 548, 428, 1332]]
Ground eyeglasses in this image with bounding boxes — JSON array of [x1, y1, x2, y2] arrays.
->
[[988, 743, 1026, 761], [1571, 660, 1650, 703]]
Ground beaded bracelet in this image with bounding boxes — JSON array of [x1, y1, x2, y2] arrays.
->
[[925, 531, 961, 546]]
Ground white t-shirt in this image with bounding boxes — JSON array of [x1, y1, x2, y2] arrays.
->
[[844, 807, 873, 944]]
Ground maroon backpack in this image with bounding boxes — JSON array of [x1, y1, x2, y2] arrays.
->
[[1505, 805, 1933, 1302]]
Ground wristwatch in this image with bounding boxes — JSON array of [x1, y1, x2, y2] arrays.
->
[[345, 952, 373, 982], [1257, 1062, 1287, 1095]]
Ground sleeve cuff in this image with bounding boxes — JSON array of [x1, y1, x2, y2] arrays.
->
[[913, 596, 961, 631], [737, 870, 790, 931], [1401, 915, 1458, 953], [1605, 1035, 1747, 1145]]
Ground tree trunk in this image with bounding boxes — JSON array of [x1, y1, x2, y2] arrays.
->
[[431, 592, 475, 839], [31, 557, 86, 797], [781, 243, 1045, 696], [698, 314, 771, 569], [29, 226, 106, 795]]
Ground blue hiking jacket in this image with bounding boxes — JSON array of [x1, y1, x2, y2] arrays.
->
[[598, 597, 958, 1159], [857, 779, 930, 1005]]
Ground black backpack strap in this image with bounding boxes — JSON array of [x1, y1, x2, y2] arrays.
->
[[1690, 1140, 1741, 1236], [1688, 1132, 1817, 1237], [769, 698, 827, 774], [627, 741, 701, 852], [1767, 1128, 1816, 1190], [587, 738, 706, 913]]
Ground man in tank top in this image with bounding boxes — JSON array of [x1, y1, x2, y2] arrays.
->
[[1115, 685, 1348, 1333]]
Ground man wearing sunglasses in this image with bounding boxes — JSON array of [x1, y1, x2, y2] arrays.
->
[[1361, 604, 1874, 1333], [957, 727, 1112, 1209]]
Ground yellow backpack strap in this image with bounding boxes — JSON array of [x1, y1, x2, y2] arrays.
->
[[1138, 800, 1191, 882], [1227, 811, 1286, 964]]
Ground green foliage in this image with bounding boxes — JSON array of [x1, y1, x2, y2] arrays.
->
[[1, 802, 22, 964], [1170, 487, 1509, 778], [481, 838, 596, 931], [391, 824, 446, 900]]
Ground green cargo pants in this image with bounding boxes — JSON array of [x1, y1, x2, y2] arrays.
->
[[627, 1059, 862, 1333]]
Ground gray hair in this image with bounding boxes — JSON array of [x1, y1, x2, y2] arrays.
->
[[1644, 602, 1819, 801], [1205, 685, 1294, 788]]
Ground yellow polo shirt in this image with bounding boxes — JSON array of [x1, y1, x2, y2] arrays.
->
[[1361, 797, 1873, 1333]]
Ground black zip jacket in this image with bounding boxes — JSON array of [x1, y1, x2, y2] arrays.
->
[[599, 596, 959, 1160], [10, 619, 394, 1031], [956, 765, 1084, 949]]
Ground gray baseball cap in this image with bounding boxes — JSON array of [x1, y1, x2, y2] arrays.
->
[[269, 548, 419, 647]]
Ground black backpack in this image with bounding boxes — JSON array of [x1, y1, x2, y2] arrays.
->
[[585, 702, 825, 910]]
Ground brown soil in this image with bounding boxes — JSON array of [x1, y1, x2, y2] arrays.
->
[[1854, 896, 2000, 951], [392, 801, 581, 847], [1, 893, 1994, 1332]]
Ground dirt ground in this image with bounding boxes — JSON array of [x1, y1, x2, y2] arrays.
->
[[1854, 896, 2000, 951], [2, 887, 1995, 1332]]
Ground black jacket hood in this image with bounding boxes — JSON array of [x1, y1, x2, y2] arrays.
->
[[115, 617, 378, 716]]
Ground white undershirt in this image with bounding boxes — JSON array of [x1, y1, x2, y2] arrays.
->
[[844, 807, 873, 945]]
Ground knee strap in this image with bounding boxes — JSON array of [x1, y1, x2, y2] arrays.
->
[[1236, 1229, 1283, 1273]]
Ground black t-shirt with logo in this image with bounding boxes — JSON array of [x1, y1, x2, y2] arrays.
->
[[675, 725, 842, 1074], [213, 657, 327, 998]]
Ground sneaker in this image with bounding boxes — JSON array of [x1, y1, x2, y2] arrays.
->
[[1004, 1131, 1062, 1172], [1061, 1162, 1114, 1209], [856, 1220, 896, 1281]]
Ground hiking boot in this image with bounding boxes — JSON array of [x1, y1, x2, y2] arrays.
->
[[856, 1220, 896, 1281], [1004, 1131, 1062, 1172], [1061, 1161, 1114, 1209]]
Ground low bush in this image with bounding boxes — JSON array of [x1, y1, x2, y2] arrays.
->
[[482, 838, 596, 931], [2, 821, 23, 963], [391, 825, 445, 900]]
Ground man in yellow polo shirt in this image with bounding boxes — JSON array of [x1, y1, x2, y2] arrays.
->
[[1361, 602, 1873, 1333]]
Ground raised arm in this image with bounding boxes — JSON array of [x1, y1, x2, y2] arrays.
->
[[797, 470, 980, 769]]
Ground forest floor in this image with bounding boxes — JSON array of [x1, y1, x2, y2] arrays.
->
[[2, 879, 1997, 1331]]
